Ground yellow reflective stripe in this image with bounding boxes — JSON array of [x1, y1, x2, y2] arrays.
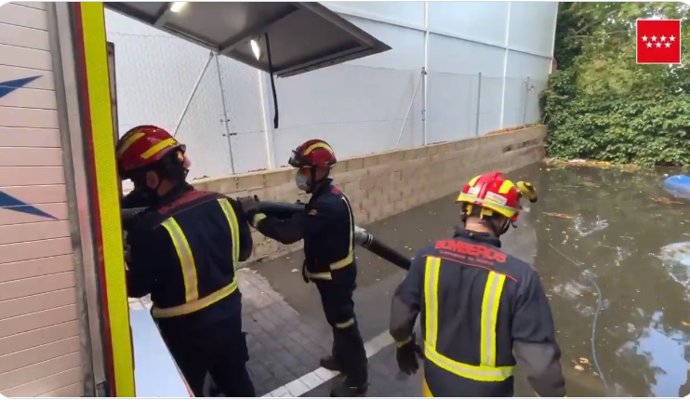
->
[[217, 199, 240, 266], [335, 318, 355, 329], [396, 336, 412, 348], [79, 3, 134, 395], [424, 256, 441, 348], [480, 271, 507, 367], [116, 131, 144, 157], [468, 175, 480, 186], [303, 141, 334, 156], [425, 343, 514, 382], [306, 271, 333, 280], [152, 279, 238, 318], [330, 195, 355, 270], [140, 137, 178, 159], [498, 179, 515, 194], [161, 218, 198, 302], [422, 377, 433, 397], [422, 254, 513, 383], [330, 254, 353, 270]]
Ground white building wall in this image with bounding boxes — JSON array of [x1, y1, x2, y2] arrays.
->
[[105, 1, 557, 181]]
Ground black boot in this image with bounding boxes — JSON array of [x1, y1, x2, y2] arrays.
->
[[320, 355, 342, 371], [330, 375, 368, 397], [330, 323, 368, 397], [322, 329, 344, 371]]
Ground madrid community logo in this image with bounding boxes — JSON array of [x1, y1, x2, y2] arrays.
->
[[636, 19, 682, 64]]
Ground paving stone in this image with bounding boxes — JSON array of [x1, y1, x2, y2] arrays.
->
[[235, 267, 421, 396], [303, 372, 327, 388], [314, 367, 338, 382], [267, 385, 290, 397], [249, 362, 273, 383], [285, 379, 309, 396]]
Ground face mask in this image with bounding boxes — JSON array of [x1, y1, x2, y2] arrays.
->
[[295, 173, 311, 192], [128, 185, 158, 207], [130, 174, 163, 207]]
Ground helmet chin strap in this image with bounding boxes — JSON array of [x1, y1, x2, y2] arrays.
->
[[307, 167, 330, 193], [308, 168, 317, 193]]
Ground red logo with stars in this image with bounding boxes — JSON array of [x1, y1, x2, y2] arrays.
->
[[636, 19, 682, 64]]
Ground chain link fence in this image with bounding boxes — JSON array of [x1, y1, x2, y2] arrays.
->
[[106, 11, 548, 180]]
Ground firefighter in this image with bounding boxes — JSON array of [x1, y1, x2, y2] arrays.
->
[[389, 172, 565, 397], [117, 125, 255, 397], [121, 155, 191, 209], [239, 139, 368, 396]]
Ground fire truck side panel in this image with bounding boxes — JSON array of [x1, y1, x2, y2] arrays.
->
[[0, 2, 85, 397]]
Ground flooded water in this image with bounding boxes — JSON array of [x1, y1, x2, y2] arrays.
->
[[250, 161, 690, 397], [509, 163, 690, 397]]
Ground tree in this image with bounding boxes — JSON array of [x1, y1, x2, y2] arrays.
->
[[543, 2, 690, 166]]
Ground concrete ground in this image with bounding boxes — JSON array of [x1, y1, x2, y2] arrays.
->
[[240, 194, 450, 396], [127, 166, 550, 397], [235, 189, 543, 397]]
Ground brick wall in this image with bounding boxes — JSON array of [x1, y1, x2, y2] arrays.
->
[[193, 125, 547, 263]]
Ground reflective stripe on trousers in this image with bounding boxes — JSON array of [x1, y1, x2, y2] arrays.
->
[[153, 198, 241, 318], [422, 377, 433, 397], [423, 256, 514, 383]]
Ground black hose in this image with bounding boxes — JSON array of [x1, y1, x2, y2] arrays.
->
[[121, 207, 147, 227], [257, 201, 411, 270], [264, 33, 279, 129], [122, 201, 412, 271], [362, 237, 411, 270], [256, 201, 303, 218]]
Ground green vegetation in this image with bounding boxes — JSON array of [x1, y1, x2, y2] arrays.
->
[[542, 3, 690, 166]]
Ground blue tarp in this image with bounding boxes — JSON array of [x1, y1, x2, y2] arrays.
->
[[662, 175, 690, 199]]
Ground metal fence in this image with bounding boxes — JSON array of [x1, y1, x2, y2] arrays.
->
[[107, 28, 547, 181]]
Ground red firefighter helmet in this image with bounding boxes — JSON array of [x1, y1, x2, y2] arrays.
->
[[456, 172, 521, 222], [288, 139, 336, 168], [116, 125, 185, 177]]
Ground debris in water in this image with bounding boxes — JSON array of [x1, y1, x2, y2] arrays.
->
[[682, 321, 690, 327], [651, 196, 685, 205], [291, 268, 299, 273], [574, 215, 609, 237], [543, 212, 576, 220], [579, 357, 590, 365], [574, 365, 585, 372], [657, 241, 690, 287]]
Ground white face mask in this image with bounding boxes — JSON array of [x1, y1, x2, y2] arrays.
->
[[295, 173, 311, 192]]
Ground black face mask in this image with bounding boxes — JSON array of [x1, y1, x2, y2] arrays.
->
[[127, 183, 160, 208]]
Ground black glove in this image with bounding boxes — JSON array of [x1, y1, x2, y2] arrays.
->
[[396, 333, 422, 375], [237, 195, 260, 217]]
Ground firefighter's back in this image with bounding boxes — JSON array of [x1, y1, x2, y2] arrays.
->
[[418, 232, 537, 397], [128, 187, 247, 326], [127, 186, 255, 395]]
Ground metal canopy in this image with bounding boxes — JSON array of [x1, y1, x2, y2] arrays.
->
[[104, 2, 391, 77]]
